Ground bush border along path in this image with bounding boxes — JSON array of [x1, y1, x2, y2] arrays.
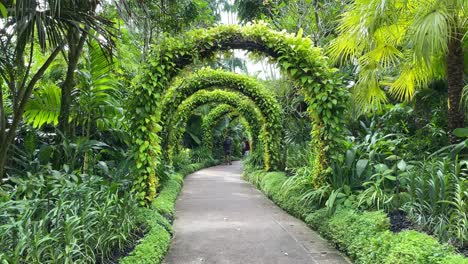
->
[[243, 169, 468, 264], [119, 161, 219, 264]]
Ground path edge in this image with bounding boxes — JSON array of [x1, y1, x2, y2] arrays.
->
[[119, 160, 221, 264], [243, 169, 467, 264]]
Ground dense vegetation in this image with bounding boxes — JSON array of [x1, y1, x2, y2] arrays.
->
[[0, 0, 467, 263]]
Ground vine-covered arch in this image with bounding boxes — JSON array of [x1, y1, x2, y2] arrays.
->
[[168, 90, 273, 170], [131, 22, 349, 202], [160, 68, 283, 169], [202, 104, 247, 154]]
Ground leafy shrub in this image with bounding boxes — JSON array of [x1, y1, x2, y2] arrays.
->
[[172, 149, 192, 171], [119, 208, 171, 264], [0, 169, 139, 263], [190, 147, 214, 164], [243, 169, 467, 264], [120, 159, 220, 263], [402, 158, 467, 248], [152, 174, 184, 220], [243, 147, 265, 171], [325, 209, 390, 257], [383, 231, 455, 264]]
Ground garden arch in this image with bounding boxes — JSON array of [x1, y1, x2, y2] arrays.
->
[[131, 22, 349, 202], [169, 90, 271, 170], [160, 68, 282, 169], [202, 104, 249, 154]]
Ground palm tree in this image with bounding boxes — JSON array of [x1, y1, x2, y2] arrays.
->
[[74, 39, 122, 139], [0, 0, 113, 178], [328, 0, 467, 142]]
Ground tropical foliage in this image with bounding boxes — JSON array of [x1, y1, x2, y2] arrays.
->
[[160, 68, 282, 169], [131, 22, 349, 201], [327, 0, 467, 138], [1, 0, 467, 263], [169, 90, 268, 167]]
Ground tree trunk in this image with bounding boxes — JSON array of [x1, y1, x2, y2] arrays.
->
[[446, 31, 465, 143], [0, 144, 8, 180], [58, 30, 87, 136], [0, 46, 62, 178], [312, 0, 321, 46]]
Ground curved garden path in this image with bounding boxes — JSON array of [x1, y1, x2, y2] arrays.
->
[[163, 161, 350, 264]]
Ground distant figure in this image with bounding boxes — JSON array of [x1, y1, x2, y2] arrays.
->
[[242, 137, 250, 158], [223, 136, 233, 165]]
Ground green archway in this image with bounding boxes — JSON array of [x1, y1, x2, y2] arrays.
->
[[169, 90, 271, 170], [131, 22, 349, 202], [202, 104, 249, 155], [160, 68, 283, 169]]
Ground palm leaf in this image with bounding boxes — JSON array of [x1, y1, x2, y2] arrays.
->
[[410, 1, 449, 63], [462, 85, 468, 114], [24, 83, 61, 128], [0, 2, 7, 18], [73, 38, 122, 131], [389, 55, 434, 101]]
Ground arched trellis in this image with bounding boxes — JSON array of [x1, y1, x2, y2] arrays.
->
[[160, 68, 283, 169], [206, 111, 253, 149], [202, 104, 249, 154], [169, 90, 272, 170], [130, 22, 349, 203], [178, 105, 256, 159]]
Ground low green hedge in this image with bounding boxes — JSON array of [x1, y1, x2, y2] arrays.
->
[[244, 170, 468, 264], [119, 208, 172, 264], [119, 160, 219, 263], [152, 173, 184, 221]]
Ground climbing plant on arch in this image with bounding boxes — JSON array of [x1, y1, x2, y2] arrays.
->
[[130, 22, 349, 203], [169, 90, 272, 170], [160, 68, 283, 169], [202, 104, 250, 155]]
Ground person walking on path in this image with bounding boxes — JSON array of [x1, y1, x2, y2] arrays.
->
[[242, 137, 250, 158], [223, 135, 233, 165]]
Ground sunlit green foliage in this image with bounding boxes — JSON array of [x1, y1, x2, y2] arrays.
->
[[0, 168, 139, 263], [244, 169, 467, 264], [327, 0, 467, 134], [170, 90, 270, 169], [202, 104, 252, 157], [131, 22, 348, 202], [160, 68, 282, 169]]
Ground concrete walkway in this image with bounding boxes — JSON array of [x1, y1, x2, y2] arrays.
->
[[163, 162, 350, 264]]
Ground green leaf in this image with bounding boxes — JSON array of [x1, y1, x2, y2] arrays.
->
[[24, 84, 61, 128], [356, 159, 369, 177], [397, 160, 407, 171], [385, 175, 396, 181], [345, 149, 355, 168], [385, 155, 400, 161], [0, 3, 7, 18], [453, 128, 468, 138]]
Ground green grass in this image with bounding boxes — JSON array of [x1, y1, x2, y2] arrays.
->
[[119, 160, 220, 263], [244, 169, 468, 264]]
